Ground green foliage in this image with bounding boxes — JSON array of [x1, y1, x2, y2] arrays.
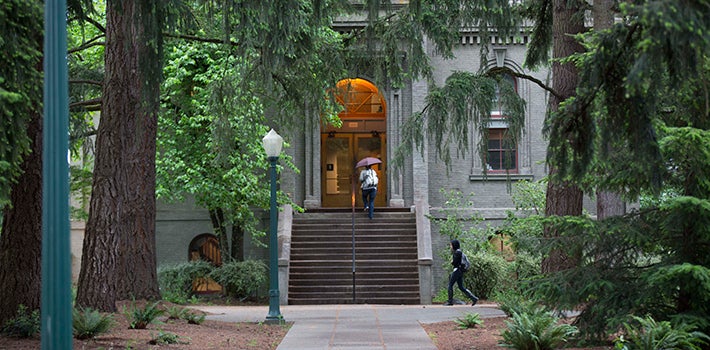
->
[[0, 305, 40, 338], [500, 308, 579, 350], [210, 260, 268, 300], [394, 71, 526, 168], [431, 189, 490, 251], [125, 301, 165, 330], [455, 313, 484, 329], [183, 311, 206, 325], [614, 316, 709, 350], [158, 260, 215, 304], [499, 180, 547, 256], [465, 251, 508, 299], [0, 0, 43, 208], [165, 305, 188, 320], [149, 330, 189, 345], [72, 306, 114, 340], [493, 289, 541, 318]]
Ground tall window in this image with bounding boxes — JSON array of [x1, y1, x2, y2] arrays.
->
[[487, 73, 518, 173], [487, 129, 517, 172]]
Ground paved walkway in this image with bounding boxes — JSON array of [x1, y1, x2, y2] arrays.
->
[[192, 303, 505, 350]]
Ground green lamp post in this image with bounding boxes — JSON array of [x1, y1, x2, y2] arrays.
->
[[262, 129, 284, 323], [41, 0, 73, 348]]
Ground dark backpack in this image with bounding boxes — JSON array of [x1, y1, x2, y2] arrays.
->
[[459, 249, 471, 271]]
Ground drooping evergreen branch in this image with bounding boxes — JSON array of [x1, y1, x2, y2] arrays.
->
[[68, 34, 105, 54], [163, 32, 239, 46], [486, 66, 562, 100], [70, 79, 102, 87]]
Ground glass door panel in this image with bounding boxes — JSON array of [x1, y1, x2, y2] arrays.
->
[[322, 135, 355, 207], [355, 135, 386, 208]]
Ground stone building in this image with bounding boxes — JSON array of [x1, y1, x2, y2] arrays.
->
[[151, 18, 555, 304]]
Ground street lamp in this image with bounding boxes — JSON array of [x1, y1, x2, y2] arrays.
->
[[262, 129, 284, 323]]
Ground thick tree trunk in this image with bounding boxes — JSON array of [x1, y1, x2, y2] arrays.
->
[[593, 0, 626, 220], [77, 0, 160, 311], [0, 111, 42, 326], [542, 0, 586, 274]]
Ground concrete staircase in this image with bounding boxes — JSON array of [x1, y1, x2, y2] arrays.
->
[[288, 209, 420, 305]]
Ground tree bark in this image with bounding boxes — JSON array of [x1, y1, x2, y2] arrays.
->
[[542, 0, 587, 274], [77, 0, 160, 311], [231, 223, 244, 261], [209, 208, 230, 263], [593, 0, 626, 220], [0, 111, 42, 326]]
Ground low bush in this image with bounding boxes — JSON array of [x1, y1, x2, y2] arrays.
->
[[500, 307, 578, 350], [158, 260, 215, 304], [465, 251, 508, 299], [1, 305, 40, 338], [165, 305, 188, 320], [614, 315, 709, 350], [73, 307, 114, 340], [184, 311, 206, 325], [455, 313, 484, 329], [210, 259, 268, 300], [125, 300, 165, 329], [149, 330, 190, 345]]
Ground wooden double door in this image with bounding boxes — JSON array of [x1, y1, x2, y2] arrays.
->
[[321, 133, 386, 208]]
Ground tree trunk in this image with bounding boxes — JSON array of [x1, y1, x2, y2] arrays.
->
[[541, 0, 586, 274], [593, 0, 626, 220], [231, 223, 244, 261], [77, 0, 161, 311], [0, 111, 42, 326]]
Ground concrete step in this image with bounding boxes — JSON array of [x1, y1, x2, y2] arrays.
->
[[288, 210, 420, 305]]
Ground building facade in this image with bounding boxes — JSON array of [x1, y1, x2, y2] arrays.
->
[[152, 21, 555, 302]]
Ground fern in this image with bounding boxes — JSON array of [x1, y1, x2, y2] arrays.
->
[[455, 313, 484, 329], [614, 315, 709, 350], [73, 307, 114, 340], [500, 308, 578, 350]]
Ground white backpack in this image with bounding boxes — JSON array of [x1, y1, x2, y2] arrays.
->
[[361, 169, 378, 189]]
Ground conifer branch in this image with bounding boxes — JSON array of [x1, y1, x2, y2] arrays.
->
[[70, 79, 102, 87], [163, 33, 238, 46], [68, 34, 105, 54], [486, 66, 562, 100]]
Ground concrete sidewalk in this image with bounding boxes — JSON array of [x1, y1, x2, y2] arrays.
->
[[192, 303, 505, 350]]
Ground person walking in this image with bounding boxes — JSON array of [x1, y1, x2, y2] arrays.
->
[[444, 239, 479, 306], [359, 165, 378, 219]]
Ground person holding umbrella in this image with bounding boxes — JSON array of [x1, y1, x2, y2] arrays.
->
[[357, 157, 380, 219]]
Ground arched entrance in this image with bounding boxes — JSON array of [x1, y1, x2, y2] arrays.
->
[[322, 78, 386, 208]]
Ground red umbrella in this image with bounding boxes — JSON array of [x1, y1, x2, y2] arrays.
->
[[356, 157, 382, 168]]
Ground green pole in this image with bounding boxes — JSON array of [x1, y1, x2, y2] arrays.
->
[[265, 156, 283, 323], [41, 0, 73, 348]]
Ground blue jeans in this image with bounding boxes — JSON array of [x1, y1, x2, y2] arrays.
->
[[447, 268, 477, 302], [362, 188, 377, 219]]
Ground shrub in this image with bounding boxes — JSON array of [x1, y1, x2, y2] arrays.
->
[[465, 251, 508, 299], [158, 260, 215, 304], [1, 305, 40, 338], [125, 300, 165, 329], [493, 289, 540, 318], [184, 311, 206, 325], [72, 307, 114, 340], [500, 308, 578, 350], [455, 313, 484, 329], [165, 305, 188, 320], [614, 315, 709, 350], [210, 259, 268, 299], [149, 330, 189, 345]]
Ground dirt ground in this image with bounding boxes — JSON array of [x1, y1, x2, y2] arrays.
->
[[421, 317, 613, 350], [0, 301, 614, 349]]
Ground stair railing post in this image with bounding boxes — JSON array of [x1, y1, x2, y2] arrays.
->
[[351, 173, 356, 302]]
